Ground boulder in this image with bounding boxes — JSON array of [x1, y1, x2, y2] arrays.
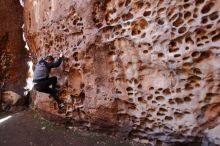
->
[[24, 0, 220, 143]]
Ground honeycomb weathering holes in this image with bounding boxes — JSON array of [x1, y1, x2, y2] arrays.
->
[[26, 0, 220, 143]]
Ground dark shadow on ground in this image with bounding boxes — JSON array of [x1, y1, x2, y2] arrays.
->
[[0, 110, 141, 146]]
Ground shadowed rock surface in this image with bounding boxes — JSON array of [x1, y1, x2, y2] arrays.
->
[[0, 0, 29, 112], [0, 0, 29, 95]]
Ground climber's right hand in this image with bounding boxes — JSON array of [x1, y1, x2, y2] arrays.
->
[[59, 53, 64, 58]]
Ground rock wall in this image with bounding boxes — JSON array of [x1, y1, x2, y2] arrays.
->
[[24, 0, 220, 144], [0, 0, 29, 100]]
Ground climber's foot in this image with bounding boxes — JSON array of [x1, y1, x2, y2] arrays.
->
[[57, 103, 66, 113], [58, 103, 65, 109]]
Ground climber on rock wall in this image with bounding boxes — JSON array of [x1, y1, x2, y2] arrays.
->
[[33, 53, 64, 109]]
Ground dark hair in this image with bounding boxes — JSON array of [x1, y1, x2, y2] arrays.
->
[[45, 55, 54, 61]]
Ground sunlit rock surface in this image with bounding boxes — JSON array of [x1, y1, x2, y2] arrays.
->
[[24, 0, 220, 144], [0, 0, 29, 97]]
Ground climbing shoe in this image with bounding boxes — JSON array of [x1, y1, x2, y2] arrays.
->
[[58, 103, 65, 109]]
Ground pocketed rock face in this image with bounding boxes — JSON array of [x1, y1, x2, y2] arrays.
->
[[24, 0, 220, 144], [0, 0, 29, 96]]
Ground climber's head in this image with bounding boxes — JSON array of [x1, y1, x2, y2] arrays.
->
[[45, 55, 54, 63]]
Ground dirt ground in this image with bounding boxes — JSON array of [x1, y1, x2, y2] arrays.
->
[[0, 110, 141, 146]]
